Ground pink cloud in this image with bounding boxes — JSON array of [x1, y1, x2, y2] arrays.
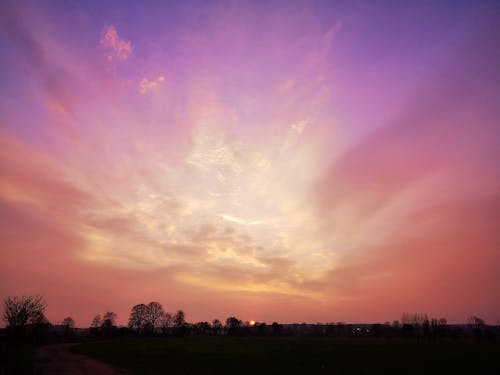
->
[[139, 76, 165, 94], [100, 25, 133, 62]]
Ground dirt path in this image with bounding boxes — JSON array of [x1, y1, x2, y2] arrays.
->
[[35, 343, 129, 375]]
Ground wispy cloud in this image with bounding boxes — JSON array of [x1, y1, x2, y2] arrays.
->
[[323, 21, 342, 46], [219, 214, 264, 225], [0, 3, 78, 126]]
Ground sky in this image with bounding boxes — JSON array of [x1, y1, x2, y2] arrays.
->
[[0, 0, 499, 327]]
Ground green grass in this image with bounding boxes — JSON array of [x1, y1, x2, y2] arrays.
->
[[73, 336, 499, 374]]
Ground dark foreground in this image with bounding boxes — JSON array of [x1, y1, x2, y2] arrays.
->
[[36, 343, 128, 375], [73, 337, 499, 375]]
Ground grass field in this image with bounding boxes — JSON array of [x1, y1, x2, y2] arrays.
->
[[73, 336, 499, 374]]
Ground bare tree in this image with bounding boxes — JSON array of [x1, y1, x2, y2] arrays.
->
[[31, 310, 49, 325], [91, 314, 101, 329], [102, 311, 117, 328], [468, 315, 485, 327], [147, 302, 164, 332], [401, 312, 429, 326], [468, 315, 486, 339], [128, 304, 149, 332], [2, 295, 47, 328]]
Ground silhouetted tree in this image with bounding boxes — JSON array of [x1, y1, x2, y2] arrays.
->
[[226, 316, 241, 328], [401, 312, 431, 338], [468, 315, 485, 339], [2, 295, 48, 331], [173, 310, 186, 336], [173, 310, 185, 327], [147, 301, 164, 333], [61, 316, 75, 337], [99, 311, 117, 336], [401, 312, 429, 327], [226, 316, 241, 335], [212, 319, 222, 335], [129, 304, 149, 333], [194, 321, 211, 335], [468, 315, 485, 327], [159, 311, 172, 335], [62, 316, 75, 328], [89, 314, 101, 336], [91, 314, 101, 328], [31, 310, 49, 325], [102, 311, 117, 328]]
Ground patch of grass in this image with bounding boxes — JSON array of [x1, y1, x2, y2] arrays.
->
[[73, 336, 500, 374]]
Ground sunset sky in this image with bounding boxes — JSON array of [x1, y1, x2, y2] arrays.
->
[[1, 1, 499, 327]]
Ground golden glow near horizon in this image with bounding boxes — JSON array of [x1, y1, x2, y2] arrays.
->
[[78, 121, 333, 299]]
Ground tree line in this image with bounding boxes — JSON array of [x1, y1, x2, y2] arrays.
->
[[2, 295, 498, 341]]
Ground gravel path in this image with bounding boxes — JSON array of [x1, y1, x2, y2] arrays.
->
[[35, 343, 129, 375]]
